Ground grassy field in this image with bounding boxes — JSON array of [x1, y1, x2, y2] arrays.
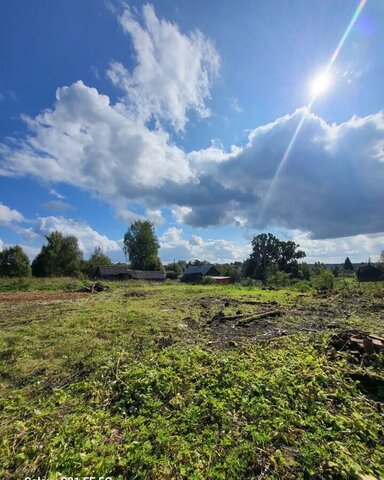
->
[[0, 278, 383, 479]]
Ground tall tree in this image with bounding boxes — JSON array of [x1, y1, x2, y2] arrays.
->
[[243, 233, 305, 281], [123, 220, 162, 270], [32, 231, 83, 277], [0, 245, 31, 277], [83, 246, 112, 277], [343, 257, 354, 271]]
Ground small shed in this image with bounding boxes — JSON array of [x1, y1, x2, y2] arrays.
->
[[181, 264, 220, 283], [356, 264, 384, 282]]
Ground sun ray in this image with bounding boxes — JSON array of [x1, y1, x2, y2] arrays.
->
[[257, 0, 368, 226]]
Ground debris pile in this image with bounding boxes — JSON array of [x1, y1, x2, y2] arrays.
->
[[330, 331, 384, 356], [78, 282, 110, 293]]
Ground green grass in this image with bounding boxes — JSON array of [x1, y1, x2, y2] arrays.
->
[[0, 280, 383, 479]]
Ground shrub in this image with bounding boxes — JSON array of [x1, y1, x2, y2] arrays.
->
[[312, 269, 335, 292], [265, 265, 290, 287]]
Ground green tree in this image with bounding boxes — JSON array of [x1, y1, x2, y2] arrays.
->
[[123, 220, 162, 271], [0, 245, 31, 277], [312, 262, 326, 276], [164, 261, 184, 276], [244, 233, 305, 281], [298, 262, 311, 280], [377, 250, 384, 271], [83, 246, 112, 277], [313, 269, 335, 292], [343, 257, 354, 271], [32, 231, 83, 277], [215, 263, 242, 282]]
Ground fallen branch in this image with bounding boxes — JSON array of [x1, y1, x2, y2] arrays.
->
[[236, 310, 281, 326]]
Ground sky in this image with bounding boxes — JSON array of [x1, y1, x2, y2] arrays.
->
[[1, 0, 383, 264]]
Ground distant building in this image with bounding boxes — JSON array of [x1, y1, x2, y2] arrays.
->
[[96, 265, 131, 281], [356, 264, 384, 282], [96, 265, 165, 282], [180, 264, 232, 284], [129, 270, 166, 282]]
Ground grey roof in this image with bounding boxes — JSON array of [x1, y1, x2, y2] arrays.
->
[[183, 264, 216, 276], [97, 265, 130, 276], [97, 265, 165, 280], [130, 270, 165, 280]]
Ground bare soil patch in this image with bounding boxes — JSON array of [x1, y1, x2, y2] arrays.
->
[[0, 291, 89, 303]]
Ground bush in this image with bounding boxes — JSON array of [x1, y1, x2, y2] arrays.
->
[[312, 269, 335, 292], [265, 266, 290, 287]]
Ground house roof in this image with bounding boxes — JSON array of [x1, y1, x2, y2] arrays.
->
[[130, 270, 165, 280], [97, 265, 165, 280], [97, 265, 130, 276], [183, 264, 217, 276]]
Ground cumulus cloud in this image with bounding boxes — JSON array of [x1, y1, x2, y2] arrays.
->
[[0, 203, 24, 224], [172, 108, 384, 238], [145, 208, 165, 225], [290, 230, 384, 263], [160, 227, 250, 263], [34, 216, 120, 254], [108, 3, 220, 131], [0, 81, 193, 201]]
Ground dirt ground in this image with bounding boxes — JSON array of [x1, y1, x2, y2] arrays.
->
[[199, 289, 384, 347], [0, 291, 89, 302]]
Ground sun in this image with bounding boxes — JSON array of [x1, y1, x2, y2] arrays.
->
[[310, 71, 331, 97]]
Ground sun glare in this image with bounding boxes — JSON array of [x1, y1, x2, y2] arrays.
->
[[310, 71, 331, 97]]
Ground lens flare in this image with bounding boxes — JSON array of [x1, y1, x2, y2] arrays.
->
[[257, 0, 367, 226]]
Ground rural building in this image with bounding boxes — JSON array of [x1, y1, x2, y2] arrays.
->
[[129, 270, 166, 282], [96, 265, 165, 282], [356, 264, 384, 282], [180, 264, 232, 284], [95, 265, 131, 281]]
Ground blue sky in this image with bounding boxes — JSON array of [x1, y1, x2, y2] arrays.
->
[[1, 0, 383, 264]]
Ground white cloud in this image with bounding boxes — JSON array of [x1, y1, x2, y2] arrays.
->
[[35, 216, 120, 254], [160, 227, 249, 263], [0, 81, 193, 200], [291, 230, 384, 263], [171, 206, 193, 224], [49, 188, 65, 199], [0, 3, 383, 244], [117, 208, 141, 224], [108, 3, 220, 131], [145, 208, 165, 225], [0, 203, 24, 224]]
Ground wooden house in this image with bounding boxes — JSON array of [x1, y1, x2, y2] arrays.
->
[[180, 264, 232, 284], [96, 265, 165, 282]]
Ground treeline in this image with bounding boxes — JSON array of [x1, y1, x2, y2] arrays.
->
[[0, 221, 383, 284], [0, 232, 112, 278]]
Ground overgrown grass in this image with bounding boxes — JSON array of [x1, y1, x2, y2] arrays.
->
[[0, 279, 383, 479]]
